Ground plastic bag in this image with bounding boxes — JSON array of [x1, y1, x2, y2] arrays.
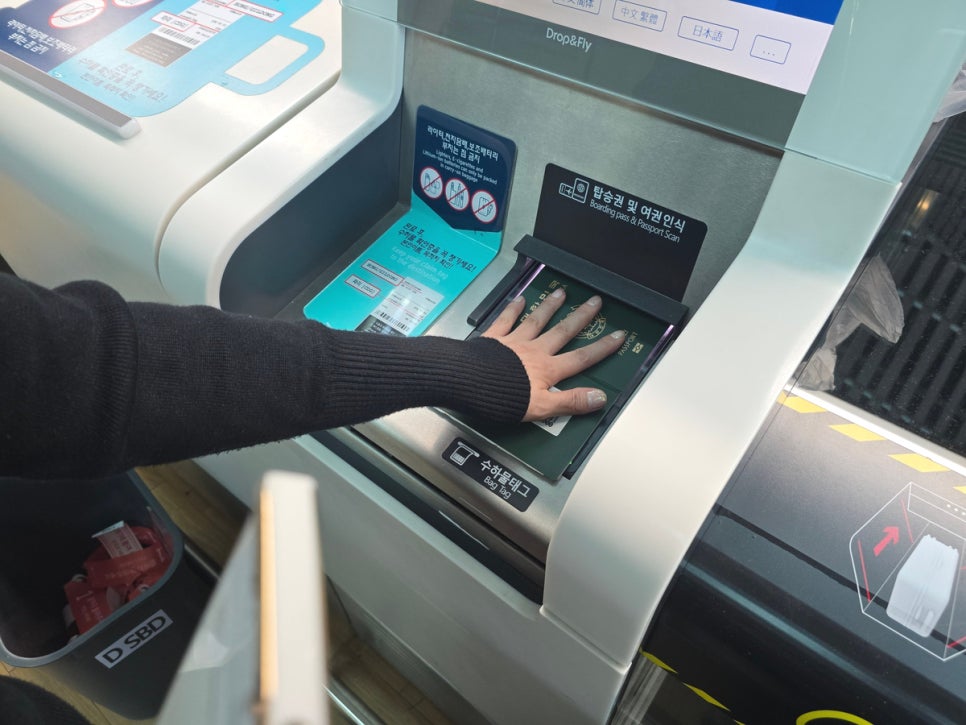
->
[[799, 255, 904, 391], [935, 64, 966, 122]]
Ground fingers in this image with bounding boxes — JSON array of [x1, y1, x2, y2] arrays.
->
[[481, 285, 628, 424], [549, 328, 626, 380], [537, 294, 603, 353], [482, 286, 569, 341], [520, 330, 626, 421], [514, 286, 567, 339], [481, 295, 526, 338], [486, 286, 602, 349], [523, 386, 610, 422]]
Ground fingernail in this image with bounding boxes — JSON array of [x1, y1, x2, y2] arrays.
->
[[550, 288, 564, 299], [586, 295, 602, 308], [587, 390, 607, 409], [511, 295, 525, 305], [610, 329, 627, 339]]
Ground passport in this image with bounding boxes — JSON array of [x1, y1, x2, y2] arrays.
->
[[458, 267, 673, 480]]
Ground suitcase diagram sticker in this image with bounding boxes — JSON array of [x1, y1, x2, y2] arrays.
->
[[850, 483, 966, 660], [0, 0, 325, 116]]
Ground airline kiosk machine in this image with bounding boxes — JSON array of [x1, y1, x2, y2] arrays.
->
[[2, 0, 966, 723]]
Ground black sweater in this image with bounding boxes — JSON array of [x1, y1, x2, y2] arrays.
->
[[1, 274, 530, 478]]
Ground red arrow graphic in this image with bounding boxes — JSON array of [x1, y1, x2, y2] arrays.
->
[[873, 526, 900, 557]]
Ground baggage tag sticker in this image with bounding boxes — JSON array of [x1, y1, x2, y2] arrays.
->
[[305, 106, 516, 336], [0, 0, 325, 116]]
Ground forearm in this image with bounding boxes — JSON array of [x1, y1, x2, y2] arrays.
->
[[124, 301, 529, 467], [1, 275, 529, 478]]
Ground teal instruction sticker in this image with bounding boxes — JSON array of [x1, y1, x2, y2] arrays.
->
[[304, 106, 517, 336], [1, 0, 325, 116]]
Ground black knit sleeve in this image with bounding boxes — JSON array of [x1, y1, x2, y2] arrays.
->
[[0, 274, 530, 478]]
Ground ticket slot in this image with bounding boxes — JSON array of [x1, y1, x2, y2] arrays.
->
[[469, 234, 689, 331]]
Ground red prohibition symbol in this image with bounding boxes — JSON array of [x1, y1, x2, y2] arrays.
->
[[472, 190, 497, 223], [445, 178, 469, 211], [420, 167, 443, 199]]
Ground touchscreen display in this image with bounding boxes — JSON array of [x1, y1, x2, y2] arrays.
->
[[475, 0, 845, 94], [382, 0, 849, 145]]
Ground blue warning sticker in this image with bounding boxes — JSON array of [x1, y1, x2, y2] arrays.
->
[[0, 0, 324, 116], [303, 106, 516, 337], [412, 105, 514, 233]]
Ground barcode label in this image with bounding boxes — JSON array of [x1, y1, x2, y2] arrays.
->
[[374, 309, 412, 334], [361, 278, 442, 338], [154, 26, 203, 47]]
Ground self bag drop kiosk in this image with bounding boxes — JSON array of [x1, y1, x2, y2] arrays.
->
[[2, 0, 966, 723], [0, 0, 351, 300]]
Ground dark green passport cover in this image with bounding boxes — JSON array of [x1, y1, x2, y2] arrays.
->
[[458, 268, 672, 479]]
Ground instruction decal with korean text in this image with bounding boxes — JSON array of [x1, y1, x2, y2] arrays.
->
[[535, 163, 707, 301], [442, 439, 537, 512], [304, 106, 517, 337]]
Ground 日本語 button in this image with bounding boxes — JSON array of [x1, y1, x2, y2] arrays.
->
[[678, 16, 738, 51]]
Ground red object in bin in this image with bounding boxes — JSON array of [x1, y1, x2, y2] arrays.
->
[[84, 541, 168, 590], [63, 579, 121, 635], [64, 524, 172, 634], [126, 563, 168, 603]]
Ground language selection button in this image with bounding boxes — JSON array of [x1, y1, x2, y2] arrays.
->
[[678, 16, 738, 51], [612, 1, 667, 32], [751, 34, 791, 64], [553, 0, 602, 15]]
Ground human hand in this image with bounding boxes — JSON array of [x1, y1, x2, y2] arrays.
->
[[482, 287, 626, 422]]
